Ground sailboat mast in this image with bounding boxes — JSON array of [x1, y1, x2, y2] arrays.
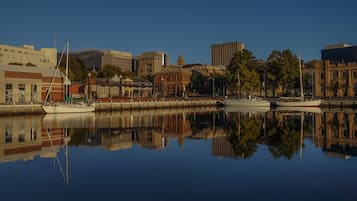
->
[[65, 41, 69, 102], [299, 55, 304, 100], [237, 69, 240, 97]]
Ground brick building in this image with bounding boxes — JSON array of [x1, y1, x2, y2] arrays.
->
[[0, 64, 65, 104]]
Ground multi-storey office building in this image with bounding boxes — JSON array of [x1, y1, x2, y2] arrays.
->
[[135, 51, 170, 78], [0, 44, 57, 67], [101, 50, 132, 73], [211, 41, 244, 66], [306, 61, 357, 97], [321, 44, 357, 63]]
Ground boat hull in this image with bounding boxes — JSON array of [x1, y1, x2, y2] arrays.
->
[[42, 103, 95, 114], [275, 99, 321, 107], [224, 98, 271, 107]]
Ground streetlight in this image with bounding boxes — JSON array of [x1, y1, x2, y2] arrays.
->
[[119, 75, 122, 98], [87, 72, 91, 101], [161, 77, 165, 98]]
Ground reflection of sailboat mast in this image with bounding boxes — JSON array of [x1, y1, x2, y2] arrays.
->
[[300, 112, 304, 164], [65, 128, 69, 184], [46, 128, 67, 183]]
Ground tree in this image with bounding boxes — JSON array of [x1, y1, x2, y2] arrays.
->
[[97, 64, 122, 78], [226, 49, 261, 95], [8, 62, 23, 66], [190, 70, 208, 94], [25, 62, 36, 67], [267, 49, 300, 96], [59, 56, 87, 81]]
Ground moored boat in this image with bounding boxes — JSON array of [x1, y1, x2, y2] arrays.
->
[[42, 102, 95, 114], [224, 96, 271, 107]]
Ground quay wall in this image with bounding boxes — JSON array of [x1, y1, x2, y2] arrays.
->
[[0, 99, 218, 115]]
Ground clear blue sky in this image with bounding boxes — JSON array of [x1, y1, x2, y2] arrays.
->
[[1, 0, 357, 64]]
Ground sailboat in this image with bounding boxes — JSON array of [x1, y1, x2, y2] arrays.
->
[[275, 55, 321, 107], [224, 68, 270, 107], [42, 41, 95, 114]]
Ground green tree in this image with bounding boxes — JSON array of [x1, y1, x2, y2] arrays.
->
[[97, 64, 122, 78], [226, 49, 261, 95], [59, 56, 87, 81], [25, 62, 36, 67], [267, 49, 300, 96], [190, 70, 208, 94]]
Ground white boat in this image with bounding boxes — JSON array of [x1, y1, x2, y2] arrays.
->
[[275, 98, 321, 107], [275, 55, 321, 107], [224, 96, 271, 107], [42, 42, 95, 114], [42, 102, 95, 114]]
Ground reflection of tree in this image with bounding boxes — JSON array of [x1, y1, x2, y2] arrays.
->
[[225, 114, 262, 159], [68, 128, 87, 146], [266, 115, 302, 159]]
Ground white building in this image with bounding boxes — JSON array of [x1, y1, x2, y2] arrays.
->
[[101, 50, 132, 73], [0, 44, 57, 67]]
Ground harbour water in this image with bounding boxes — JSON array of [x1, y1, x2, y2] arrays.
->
[[0, 107, 356, 201]]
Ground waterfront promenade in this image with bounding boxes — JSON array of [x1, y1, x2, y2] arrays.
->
[[0, 98, 218, 115], [2, 97, 357, 115]]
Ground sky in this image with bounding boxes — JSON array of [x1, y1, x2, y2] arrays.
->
[[1, 0, 357, 65]]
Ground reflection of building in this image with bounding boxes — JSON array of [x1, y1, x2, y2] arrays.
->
[[321, 44, 357, 63], [0, 43, 57, 67], [314, 112, 357, 158], [211, 41, 244, 66], [307, 61, 357, 97], [156, 113, 192, 146], [102, 132, 133, 151], [212, 136, 239, 159], [0, 64, 65, 104], [135, 51, 170, 78], [0, 115, 65, 163], [101, 50, 132, 73]]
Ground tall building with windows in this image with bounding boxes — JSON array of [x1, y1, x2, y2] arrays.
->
[[321, 44, 357, 63], [134, 51, 170, 78], [306, 60, 357, 97], [0, 44, 57, 67], [211, 41, 244, 66], [101, 50, 132, 73]]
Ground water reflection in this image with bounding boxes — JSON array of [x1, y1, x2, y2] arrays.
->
[[1, 108, 357, 165]]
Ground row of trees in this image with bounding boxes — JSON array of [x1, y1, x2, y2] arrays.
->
[[58, 56, 134, 82], [225, 49, 302, 96]]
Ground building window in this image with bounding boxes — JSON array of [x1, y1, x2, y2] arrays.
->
[[31, 84, 38, 103], [331, 71, 338, 79], [343, 71, 348, 79], [5, 128, 12, 144], [354, 83, 357, 96], [30, 128, 37, 141], [18, 84, 25, 103], [353, 71, 357, 79], [5, 84, 13, 103], [320, 72, 325, 80], [18, 128, 25, 142]]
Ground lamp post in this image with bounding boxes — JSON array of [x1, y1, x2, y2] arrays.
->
[[87, 72, 91, 101], [161, 77, 165, 98], [119, 74, 122, 98]]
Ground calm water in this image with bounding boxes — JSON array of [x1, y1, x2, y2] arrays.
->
[[0, 107, 356, 201]]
